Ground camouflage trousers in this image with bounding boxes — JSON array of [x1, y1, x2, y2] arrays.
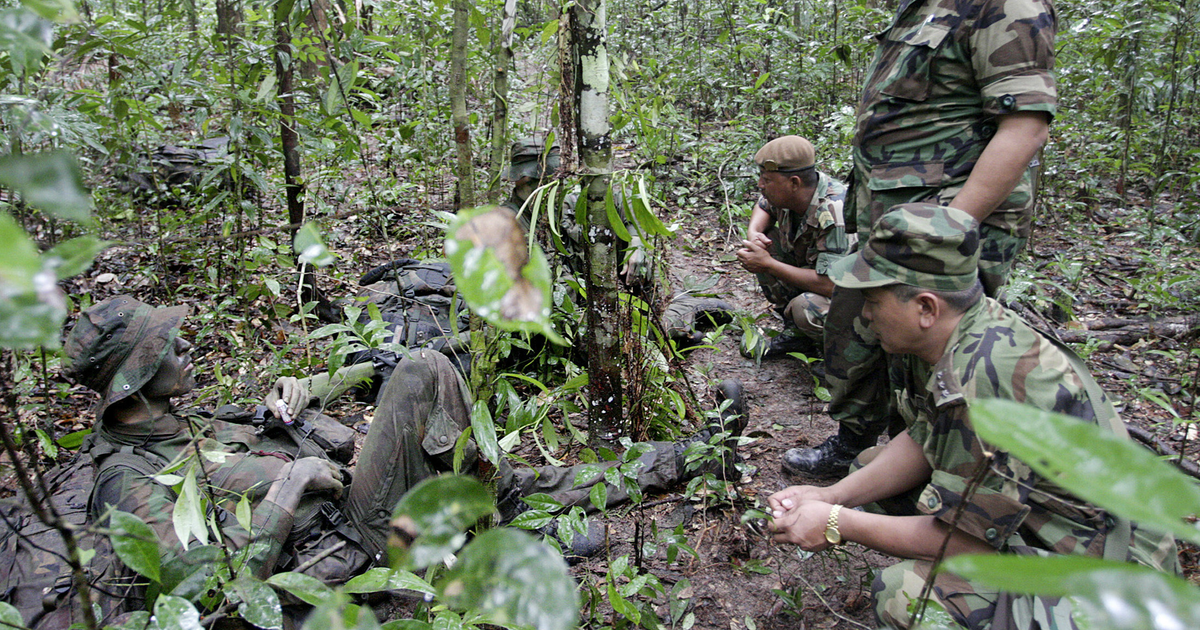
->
[[873, 558, 1085, 630], [349, 351, 685, 556], [754, 227, 831, 343], [827, 213, 1027, 438]]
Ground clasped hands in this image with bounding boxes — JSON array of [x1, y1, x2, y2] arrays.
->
[[736, 231, 773, 273], [767, 485, 840, 551]]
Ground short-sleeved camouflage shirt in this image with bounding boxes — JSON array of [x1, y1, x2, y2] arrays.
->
[[754, 171, 855, 276], [851, 0, 1057, 237], [892, 299, 1177, 572]]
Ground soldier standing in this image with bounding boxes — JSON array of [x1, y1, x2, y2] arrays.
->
[[785, 0, 1058, 477]]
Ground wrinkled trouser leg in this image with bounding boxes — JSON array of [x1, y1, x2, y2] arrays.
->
[[873, 559, 1083, 630], [495, 442, 682, 516], [784, 292, 830, 343], [344, 350, 472, 560], [823, 285, 894, 438]]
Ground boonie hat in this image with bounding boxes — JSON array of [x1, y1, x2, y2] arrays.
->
[[504, 138, 561, 181], [828, 203, 980, 292], [63, 295, 188, 421], [754, 136, 815, 173]]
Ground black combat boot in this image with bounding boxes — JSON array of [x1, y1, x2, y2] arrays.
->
[[780, 425, 876, 479]]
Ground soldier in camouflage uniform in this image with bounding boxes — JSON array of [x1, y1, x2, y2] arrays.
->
[[66, 296, 747, 591], [736, 136, 854, 359], [785, 0, 1058, 477], [767, 205, 1177, 629]]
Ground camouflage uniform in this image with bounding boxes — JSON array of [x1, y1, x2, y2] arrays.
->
[[826, 0, 1058, 443], [750, 171, 853, 341], [825, 206, 1177, 630]]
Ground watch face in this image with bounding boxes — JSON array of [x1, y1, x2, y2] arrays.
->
[[824, 527, 841, 545]]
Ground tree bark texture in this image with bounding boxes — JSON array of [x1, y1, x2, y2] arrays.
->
[[450, 0, 475, 208], [573, 0, 622, 447], [216, 0, 244, 37], [488, 0, 518, 201], [274, 0, 305, 234], [557, 9, 576, 170]]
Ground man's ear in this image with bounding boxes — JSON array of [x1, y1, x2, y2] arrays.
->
[[915, 292, 940, 329]]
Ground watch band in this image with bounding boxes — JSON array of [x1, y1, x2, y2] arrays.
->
[[825, 504, 845, 546]]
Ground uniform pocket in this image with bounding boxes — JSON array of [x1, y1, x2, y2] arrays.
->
[[877, 20, 950, 102]]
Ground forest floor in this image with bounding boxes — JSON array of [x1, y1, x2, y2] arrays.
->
[[16, 147, 1200, 629]]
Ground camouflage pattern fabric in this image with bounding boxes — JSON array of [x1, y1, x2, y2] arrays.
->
[[752, 171, 853, 302], [828, 203, 980, 292], [826, 0, 1057, 440], [784, 293, 831, 343], [869, 298, 1177, 629]]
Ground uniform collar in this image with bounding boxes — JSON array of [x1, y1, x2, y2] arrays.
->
[[924, 298, 990, 407]]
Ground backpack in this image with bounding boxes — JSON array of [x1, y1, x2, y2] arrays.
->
[[348, 259, 472, 397], [0, 443, 158, 629]]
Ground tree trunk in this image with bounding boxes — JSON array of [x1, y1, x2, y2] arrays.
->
[[489, 0, 518, 201], [216, 0, 244, 37], [573, 0, 622, 448], [450, 0, 475, 208], [274, 0, 305, 234], [557, 8, 576, 170]]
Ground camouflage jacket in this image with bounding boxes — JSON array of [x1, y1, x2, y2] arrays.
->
[[90, 412, 297, 580], [851, 0, 1057, 237], [894, 299, 1176, 571], [754, 171, 855, 276]]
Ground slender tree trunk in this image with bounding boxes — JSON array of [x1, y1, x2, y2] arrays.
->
[[573, 0, 622, 447], [557, 7, 576, 170], [216, 0, 244, 37], [275, 0, 305, 233], [451, 0, 475, 208], [489, 0, 518, 201]]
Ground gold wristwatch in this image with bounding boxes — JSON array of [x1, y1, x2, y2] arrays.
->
[[824, 504, 845, 546]]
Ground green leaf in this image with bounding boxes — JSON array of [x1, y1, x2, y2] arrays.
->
[[589, 482, 608, 512], [604, 186, 632, 242], [516, 492, 564, 512], [43, 236, 109, 280], [343, 567, 435, 596], [0, 602, 23, 629], [470, 401, 500, 465], [236, 495, 252, 532], [255, 73, 277, 103], [390, 475, 495, 570], [970, 399, 1200, 545], [0, 152, 92, 221], [0, 8, 53, 76], [943, 554, 1200, 630], [439, 529, 579, 630], [294, 222, 336, 267], [172, 466, 208, 550], [109, 511, 161, 583], [229, 576, 282, 630], [267, 572, 336, 606], [444, 206, 565, 345], [152, 595, 202, 630], [0, 211, 66, 349], [55, 428, 90, 449], [632, 177, 673, 238]]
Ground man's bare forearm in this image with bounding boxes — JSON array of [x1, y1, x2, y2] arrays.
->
[[949, 112, 1049, 222]]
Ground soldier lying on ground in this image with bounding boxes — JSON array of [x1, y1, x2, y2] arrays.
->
[[766, 205, 1177, 629], [64, 296, 747, 605]]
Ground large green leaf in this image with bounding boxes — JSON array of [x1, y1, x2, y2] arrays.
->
[[0, 602, 23, 629], [390, 475, 495, 570], [343, 567, 435, 596], [267, 572, 336, 606], [0, 8, 53, 77], [0, 213, 71, 349], [469, 401, 501, 465], [229, 576, 283, 630], [943, 554, 1200, 630], [444, 206, 565, 345], [970, 399, 1200, 545], [44, 236, 110, 280], [150, 595, 202, 630], [0, 152, 92, 221], [109, 511, 161, 583], [294, 222, 336, 267], [439, 529, 579, 630]]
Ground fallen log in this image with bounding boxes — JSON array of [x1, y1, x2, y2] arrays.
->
[[1127, 424, 1200, 480], [1056, 315, 1199, 346]]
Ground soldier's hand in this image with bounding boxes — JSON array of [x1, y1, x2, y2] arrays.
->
[[265, 377, 310, 418], [286, 457, 344, 498], [747, 230, 772, 249], [768, 485, 833, 517], [736, 239, 772, 273], [768, 499, 834, 551]]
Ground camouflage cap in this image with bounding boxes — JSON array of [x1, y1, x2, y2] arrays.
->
[[503, 138, 561, 181], [754, 136, 815, 173], [828, 203, 981, 291], [63, 296, 188, 421]]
